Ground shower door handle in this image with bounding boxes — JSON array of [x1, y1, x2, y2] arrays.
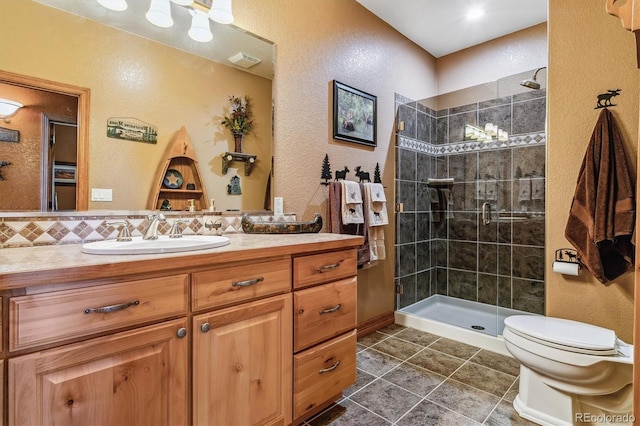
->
[[482, 202, 491, 225]]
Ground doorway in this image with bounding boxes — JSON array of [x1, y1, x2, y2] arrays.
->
[[41, 115, 78, 211]]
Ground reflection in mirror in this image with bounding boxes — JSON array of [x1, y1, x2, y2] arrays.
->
[[0, 0, 274, 213], [0, 72, 89, 211]]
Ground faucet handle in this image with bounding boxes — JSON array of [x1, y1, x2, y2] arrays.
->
[[107, 221, 132, 242], [148, 212, 166, 221], [169, 219, 189, 238]]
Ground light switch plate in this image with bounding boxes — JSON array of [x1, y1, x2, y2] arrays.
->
[[91, 188, 113, 201], [274, 197, 283, 216]]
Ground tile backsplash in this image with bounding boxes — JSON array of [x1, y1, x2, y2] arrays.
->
[[0, 211, 294, 249]]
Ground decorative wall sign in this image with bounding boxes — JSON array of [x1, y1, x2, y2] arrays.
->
[[227, 175, 242, 195], [0, 127, 19, 143], [106, 117, 158, 144], [332, 80, 377, 147]]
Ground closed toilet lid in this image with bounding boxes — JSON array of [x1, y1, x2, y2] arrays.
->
[[504, 315, 618, 355]]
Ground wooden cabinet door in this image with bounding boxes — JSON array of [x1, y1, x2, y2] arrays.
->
[[193, 294, 292, 426], [8, 319, 188, 426]]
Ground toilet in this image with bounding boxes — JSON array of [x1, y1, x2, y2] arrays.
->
[[502, 315, 634, 426]]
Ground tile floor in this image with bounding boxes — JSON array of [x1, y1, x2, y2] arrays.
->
[[304, 324, 536, 425]]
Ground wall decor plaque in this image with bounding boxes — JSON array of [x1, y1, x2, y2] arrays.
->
[[106, 117, 158, 144], [0, 127, 19, 143]]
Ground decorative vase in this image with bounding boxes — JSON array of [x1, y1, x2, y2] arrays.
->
[[233, 133, 243, 153]]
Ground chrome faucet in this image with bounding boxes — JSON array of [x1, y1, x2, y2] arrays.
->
[[143, 213, 166, 240]]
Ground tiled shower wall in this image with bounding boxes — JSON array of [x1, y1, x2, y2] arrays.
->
[[395, 90, 546, 315]]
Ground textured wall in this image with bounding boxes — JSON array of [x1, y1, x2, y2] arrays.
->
[[436, 24, 547, 95], [547, 1, 639, 342], [233, 0, 437, 323]]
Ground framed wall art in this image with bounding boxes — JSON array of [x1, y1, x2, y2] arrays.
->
[[53, 163, 77, 184], [332, 80, 377, 147]]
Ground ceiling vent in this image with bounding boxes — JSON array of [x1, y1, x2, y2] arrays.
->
[[228, 52, 261, 68]]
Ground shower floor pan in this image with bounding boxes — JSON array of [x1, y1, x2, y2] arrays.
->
[[396, 295, 536, 356]]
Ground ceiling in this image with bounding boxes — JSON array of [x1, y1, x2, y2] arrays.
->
[[356, 0, 547, 58], [33, 0, 274, 79]]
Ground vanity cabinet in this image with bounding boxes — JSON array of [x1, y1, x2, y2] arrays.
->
[[8, 318, 189, 426], [0, 234, 362, 426], [292, 249, 358, 422], [193, 294, 292, 426]]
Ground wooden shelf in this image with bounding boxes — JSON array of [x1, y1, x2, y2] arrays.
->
[[148, 127, 209, 211], [159, 189, 204, 195], [222, 152, 257, 176]]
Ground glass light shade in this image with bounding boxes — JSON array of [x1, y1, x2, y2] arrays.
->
[[209, 0, 234, 24], [170, 0, 193, 5], [484, 122, 496, 135], [146, 0, 174, 28], [0, 99, 23, 118], [188, 10, 213, 42], [96, 0, 128, 11]]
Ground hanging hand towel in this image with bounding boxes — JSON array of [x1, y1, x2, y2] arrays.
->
[[364, 182, 388, 262], [442, 189, 454, 219], [565, 108, 635, 284], [364, 182, 388, 226], [341, 180, 365, 224], [518, 178, 531, 201], [531, 178, 545, 201], [429, 188, 439, 203], [476, 180, 486, 200], [485, 180, 498, 201]]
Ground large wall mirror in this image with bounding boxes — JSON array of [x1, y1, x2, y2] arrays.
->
[[0, 0, 274, 213]]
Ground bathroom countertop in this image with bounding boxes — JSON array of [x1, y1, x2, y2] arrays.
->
[[0, 233, 364, 290]]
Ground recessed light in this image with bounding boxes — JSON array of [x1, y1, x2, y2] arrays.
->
[[466, 6, 484, 20]]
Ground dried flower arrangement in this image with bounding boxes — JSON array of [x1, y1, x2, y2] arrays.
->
[[221, 95, 253, 135]]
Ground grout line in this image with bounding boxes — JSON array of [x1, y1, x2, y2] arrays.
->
[[356, 330, 521, 426]]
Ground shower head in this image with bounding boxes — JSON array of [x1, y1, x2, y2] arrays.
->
[[520, 67, 546, 90], [520, 79, 541, 90]]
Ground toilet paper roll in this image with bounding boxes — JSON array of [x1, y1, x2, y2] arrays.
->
[[553, 261, 580, 276]]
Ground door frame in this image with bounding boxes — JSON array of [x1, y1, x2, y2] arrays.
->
[[0, 70, 90, 210]]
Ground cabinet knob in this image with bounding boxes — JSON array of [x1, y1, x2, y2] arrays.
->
[[176, 327, 188, 338], [200, 323, 211, 333]]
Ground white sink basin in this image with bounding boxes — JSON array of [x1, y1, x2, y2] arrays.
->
[[82, 235, 230, 255]]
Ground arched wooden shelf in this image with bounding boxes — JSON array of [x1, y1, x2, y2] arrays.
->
[[148, 126, 209, 211]]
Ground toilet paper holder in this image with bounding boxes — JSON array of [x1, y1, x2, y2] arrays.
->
[[555, 248, 580, 265], [554, 248, 581, 276]]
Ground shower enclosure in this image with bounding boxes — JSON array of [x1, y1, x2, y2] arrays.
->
[[394, 69, 546, 337]]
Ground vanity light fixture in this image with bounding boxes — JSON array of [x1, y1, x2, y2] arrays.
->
[[96, 0, 128, 11], [96, 0, 235, 42], [0, 98, 23, 123], [209, 0, 234, 24], [188, 9, 213, 42], [146, 0, 174, 28]]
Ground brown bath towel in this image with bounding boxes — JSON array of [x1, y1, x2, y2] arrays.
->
[[565, 108, 635, 284]]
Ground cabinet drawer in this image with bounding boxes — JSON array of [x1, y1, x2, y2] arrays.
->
[[192, 257, 291, 311], [293, 249, 357, 289], [10, 274, 188, 351], [293, 330, 356, 420], [293, 277, 356, 352]]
